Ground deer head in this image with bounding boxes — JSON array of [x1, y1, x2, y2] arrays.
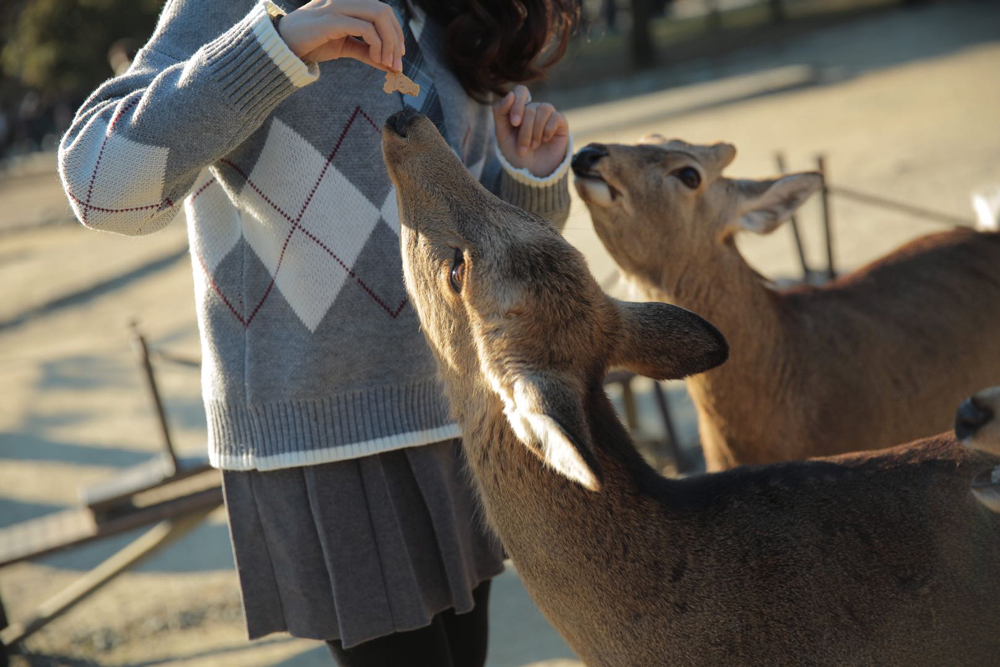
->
[[956, 385, 1000, 457], [572, 135, 822, 281], [382, 109, 728, 491], [956, 385, 1000, 513]]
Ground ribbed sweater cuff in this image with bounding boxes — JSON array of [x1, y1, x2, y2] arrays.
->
[[497, 136, 573, 224], [202, 1, 318, 124]]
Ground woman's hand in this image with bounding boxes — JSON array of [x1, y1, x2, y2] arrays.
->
[[278, 0, 405, 72], [493, 85, 570, 178]]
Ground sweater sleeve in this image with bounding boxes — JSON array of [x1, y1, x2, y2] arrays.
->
[[479, 131, 573, 232], [495, 137, 573, 232], [58, 0, 318, 236]]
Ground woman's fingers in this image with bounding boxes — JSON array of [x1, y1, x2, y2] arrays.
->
[[517, 103, 537, 155], [531, 103, 554, 149], [282, 0, 405, 69], [370, 3, 399, 69], [389, 3, 405, 58], [340, 1, 404, 70], [509, 85, 531, 126], [494, 91, 516, 120], [334, 16, 383, 65], [543, 111, 567, 142], [338, 35, 382, 68]]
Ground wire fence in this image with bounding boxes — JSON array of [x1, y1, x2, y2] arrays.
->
[[775, 151, 975, 282]]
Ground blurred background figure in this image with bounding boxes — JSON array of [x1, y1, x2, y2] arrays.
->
[[106, 38, 138, 77]]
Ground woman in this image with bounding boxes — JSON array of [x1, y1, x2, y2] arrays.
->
[[58, 0, 579, 664]]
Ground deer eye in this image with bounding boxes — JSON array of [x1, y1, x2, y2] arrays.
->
[[672, 166, 701, 189], [449, 248, 466, 294]]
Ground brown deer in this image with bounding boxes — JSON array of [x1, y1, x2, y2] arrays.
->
[[382, 109, 1000, 667], [956, 385, 1000, 512], [572, 136, 1000, 470]]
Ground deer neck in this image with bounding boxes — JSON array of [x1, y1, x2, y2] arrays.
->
[[451, 386, 676, 585], [449, 386, 700, 658], [627, 239, 792, 441]]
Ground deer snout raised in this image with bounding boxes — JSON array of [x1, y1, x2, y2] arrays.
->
[[386, 108, 421, 138], [956, 397, 993, 442], [572, 144, 609, 176]]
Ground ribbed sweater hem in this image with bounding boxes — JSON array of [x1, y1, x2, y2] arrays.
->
[[206, 378, 461, 470], [210, 423, 462, 470]]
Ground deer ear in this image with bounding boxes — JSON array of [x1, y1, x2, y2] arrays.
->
[[505, 374, 603, 492], [608, 300, 729, 380], [640, 133, 669, 145], [734, 173, 821, 234]]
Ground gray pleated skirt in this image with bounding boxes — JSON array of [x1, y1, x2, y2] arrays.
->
[[222, 439, 505, 648]]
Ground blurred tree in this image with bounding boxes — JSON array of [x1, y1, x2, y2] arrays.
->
[[1, 0, 163, 99], [630, 0, 654, 69]]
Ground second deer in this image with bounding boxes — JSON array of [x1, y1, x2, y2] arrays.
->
[[383, 109, 1000, 667], [956, 385, 1000, 512], [573, 137, 1000, 469]]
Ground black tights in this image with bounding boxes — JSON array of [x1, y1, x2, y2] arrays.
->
[[327, 580, 491, 667]]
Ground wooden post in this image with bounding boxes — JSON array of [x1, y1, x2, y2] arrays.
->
[[604, 0, 618, 30], [621, 379, 640, 432], [817, 155, 836, 280], [651, 382, 687, 473], [706, 0, 723, 31], [129, 320, 178, 473], [769, 0, 786, 23], [0, 507, 216, 647], [776, 152, 810, 281], [0, 592, 8, 667], [630, 0, 655, 69]]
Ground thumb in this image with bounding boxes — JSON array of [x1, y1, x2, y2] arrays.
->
[[493, 92, 515, 125]]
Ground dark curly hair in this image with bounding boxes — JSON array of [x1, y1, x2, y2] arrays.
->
[[412, 0, 582, 101]]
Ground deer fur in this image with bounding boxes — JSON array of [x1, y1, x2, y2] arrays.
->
[[956, 385, 1000, 512], [573, 136, 1000, 470], [382, 109, 1000, 667]]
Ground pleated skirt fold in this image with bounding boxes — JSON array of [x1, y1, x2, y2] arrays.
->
[[222, 439, 505, 648]]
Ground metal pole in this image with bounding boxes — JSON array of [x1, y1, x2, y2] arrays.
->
[[817, 155, 836, 280], [652, 382, 687, 473], [776, 152, 810, 281], [129, 320, 178, 472]]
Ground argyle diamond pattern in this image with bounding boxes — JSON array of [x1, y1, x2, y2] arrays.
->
[[189, 106, 408, 331]]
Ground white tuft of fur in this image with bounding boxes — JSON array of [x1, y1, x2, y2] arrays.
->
[[972, 188, 1000, 232], [503, 378, 601, 491], [574, 176, 615, 208]]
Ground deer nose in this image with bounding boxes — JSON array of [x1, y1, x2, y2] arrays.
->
[[956, 398, 993, 441], [572, 144, 609, 176], [386, 108, 421, 138]]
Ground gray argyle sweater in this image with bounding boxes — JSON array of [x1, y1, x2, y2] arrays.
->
[[59, 0, 571, 470]]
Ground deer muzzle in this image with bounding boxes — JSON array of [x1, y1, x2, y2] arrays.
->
[[386, 107, 421, 138]]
